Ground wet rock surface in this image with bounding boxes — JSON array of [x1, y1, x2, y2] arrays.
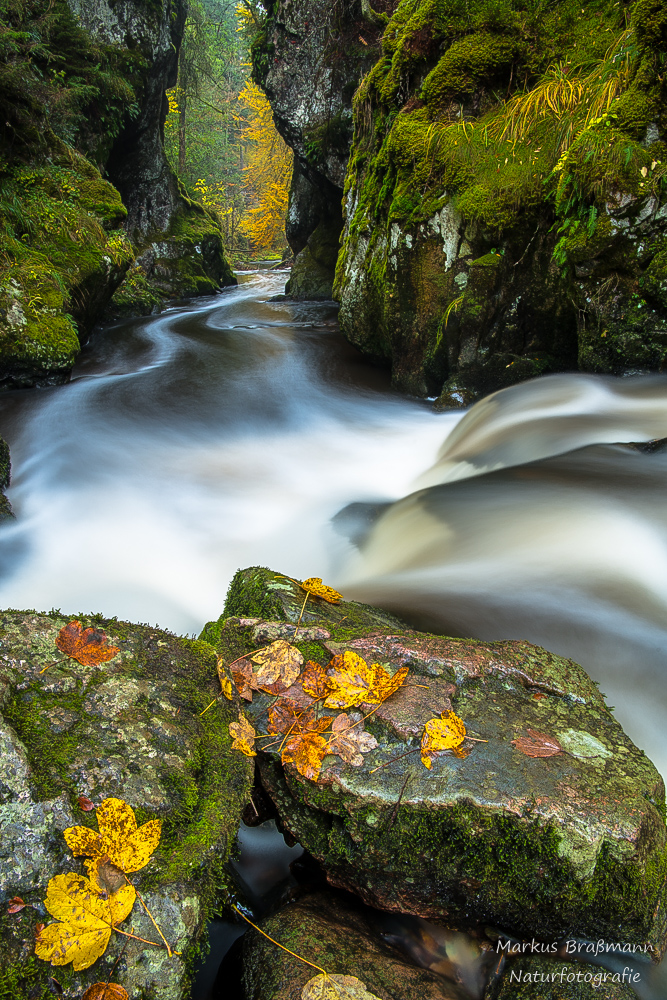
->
[[0, 611, 252, 998], [204, 566, 667, 959], [242, 890, 470, 1000]]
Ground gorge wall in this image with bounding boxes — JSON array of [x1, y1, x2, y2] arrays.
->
[[0, 0, 235, 389], [258, 0, 667, 402]]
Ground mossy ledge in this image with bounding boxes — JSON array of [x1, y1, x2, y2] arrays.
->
[[0, 610, 252, 999], [204, 566, 667, 956], [333, 0, 667, 401], [0, 0, 235, 389]]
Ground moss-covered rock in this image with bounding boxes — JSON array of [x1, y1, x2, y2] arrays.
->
[[0, 434, 12, 520], [242, 890, 469, 999], [334, 0, 667, 399], [0, 611, 253, 999], [286, 213, 344, 300], [0, 0, 235, 388], [204, 567, 667, 958]]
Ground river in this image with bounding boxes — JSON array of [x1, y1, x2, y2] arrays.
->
[[1, 269, 665, 783]]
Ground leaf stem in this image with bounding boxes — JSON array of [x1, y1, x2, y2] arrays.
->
[[112, 927, 164, 948], [293, 591, 309, 640], [123, 876, 175, 957], [369, 747, 421, 773], [232, 904, 327, 975]]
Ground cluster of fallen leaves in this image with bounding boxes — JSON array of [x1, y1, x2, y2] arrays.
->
[[223, 642, 409, 781], [20, 797, 169, 977]]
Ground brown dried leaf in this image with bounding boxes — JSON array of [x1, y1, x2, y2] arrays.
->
[[85, 855, 126, 898], [229, 713, 257, 757], [299, 578, 343, 603], [324, 652, 409, 709], [301, 661, 335, 700], [281, 732, 328, 782], [512, 728, 564, 758], [267, 700, 331, 737], [328, 714, 378, 767], [231, 660, 256, 701], [7, 896, 26, 913], [78, 796, 95, 812], [251, 639, 303, 690], [82, 984, 129, 1000], [55, 622, 120, 667]]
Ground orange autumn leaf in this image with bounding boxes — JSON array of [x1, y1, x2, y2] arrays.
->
[[512, 729, 564, 758], [301, 661, 335, 700], [421, 710, 467, 769], [251, 639, 303, 690], [324, 652, 409, 709], [229, 713, 257, 757], [56, 621, 120, 667], [64, 797, 161, 874], [7, 896, 26, 913], [82, 984, 129, 1000], [281, 732, 329, 782], [300, 578, 343, 603]]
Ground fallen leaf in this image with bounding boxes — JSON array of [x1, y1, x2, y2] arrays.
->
[[301, 660, 335, 700], [328, 714, 378, 766], [251, 639, 303, 689], [35, 922, 46, 935], [78, 796, 95, 812], [231, 660, 256, 701], [85, 855, 126, 897], [35, 873, 135, 971], [64, 797, 162, 874], [216, 656, 233, 701], [300, 578, 343, 603], [55, 622, 120, 667], [267, 700, 332, 737], [512, 728, 564, 758], [229, 713, 257, 756], [7, 896, 26, 913], [324, 652, 408, 709], [82, 984, 129, 1000], [282, 732, 329, 782], [421, 709, 466, 768], [302, 974, 382, 1000]]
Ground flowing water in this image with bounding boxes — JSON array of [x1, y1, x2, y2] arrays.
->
[[1, 269, 667, 996]]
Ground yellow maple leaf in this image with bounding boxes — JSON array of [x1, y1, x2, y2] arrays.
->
[[324, 652, 409, 709], [229, 713, 257, 756], [64, 798, 161, 874], [217, 655, 233, 701], [251, 639, 303, 689], [420, 710, 467, 768], [302, 974, 382, 1000], [300, 578, 343, 603], [35, 873, 135, 971], [282, 731, 329, 782]]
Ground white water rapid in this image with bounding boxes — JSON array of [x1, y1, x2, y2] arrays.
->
[[0, 270, 666, 782]]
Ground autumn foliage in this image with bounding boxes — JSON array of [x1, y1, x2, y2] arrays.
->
[[56, 621, 120, 667]]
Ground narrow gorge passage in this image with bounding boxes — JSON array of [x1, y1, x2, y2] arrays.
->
[[1, 269, 666, 782]]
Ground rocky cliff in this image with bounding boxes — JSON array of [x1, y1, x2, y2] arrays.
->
[[254, 0, 390, 299], [0, 0, 235, 389], [256, 0, 667, 401]]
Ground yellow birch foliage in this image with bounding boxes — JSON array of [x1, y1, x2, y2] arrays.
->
[[238, 80, 292, 253]]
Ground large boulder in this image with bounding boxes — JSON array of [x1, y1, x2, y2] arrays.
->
[[0, 611, 252, 998], [203, 567, 667, 958]]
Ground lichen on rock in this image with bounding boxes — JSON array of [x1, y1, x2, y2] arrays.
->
[[0, 611, 253, 999]]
